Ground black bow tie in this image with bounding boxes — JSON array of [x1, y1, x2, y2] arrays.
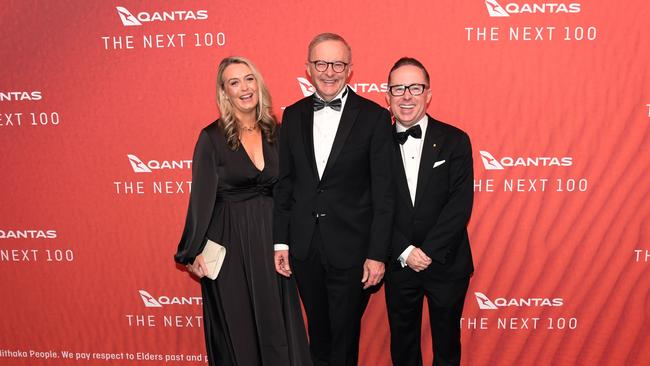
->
[[395, 125, 422, 145], [313, 89, 347, 111]]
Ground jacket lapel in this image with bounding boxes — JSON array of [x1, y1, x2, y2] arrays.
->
[[320, 88, 359, 181], [414, 116, 443, 208], [300, 98, 320, 183]]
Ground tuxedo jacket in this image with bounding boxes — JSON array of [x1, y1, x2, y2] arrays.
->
[[273, 89, 394, 269], [389, 115, 474, 280]]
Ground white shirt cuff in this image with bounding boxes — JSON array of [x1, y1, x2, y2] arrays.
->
[[398, 245, 415, 267], [274, 244, 289, 251]]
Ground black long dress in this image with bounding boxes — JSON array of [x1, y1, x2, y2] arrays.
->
[[174, 121, 311, 366]]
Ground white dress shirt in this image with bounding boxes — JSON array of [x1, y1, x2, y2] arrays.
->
[[274, 87, 348, 252], [395, 116, 428, 266], [313, 88, 348, 178]]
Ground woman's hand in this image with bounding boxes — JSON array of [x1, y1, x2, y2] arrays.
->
[[186, 254, 209, 278]]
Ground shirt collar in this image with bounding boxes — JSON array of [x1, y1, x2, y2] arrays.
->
[[395, 114, 428, 133], [314, 86, 349, 106]]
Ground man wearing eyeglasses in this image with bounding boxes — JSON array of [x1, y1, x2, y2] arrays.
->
[[384, 57, 474, 366], [273, 33, 394, 366]]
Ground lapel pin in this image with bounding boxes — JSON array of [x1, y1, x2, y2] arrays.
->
[[433, 143, 437, 148]]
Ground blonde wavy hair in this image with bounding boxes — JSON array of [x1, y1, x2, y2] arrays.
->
[[216, 56, 277, 150]]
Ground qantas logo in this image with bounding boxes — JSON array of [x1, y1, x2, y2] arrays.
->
[[475, 292, 564, 309], [116, 7, 142, 26], [139, 290, 202, 307], [0, 91, 42, 102], [485, 0, 581, 17], [479, 151, 505, 170], [479, 150, 573, 170], [296, 78, 389, 98], [139, 290, 162, 307], [128, 154, 152, 173], [475, 292, 499, 309], [0, 229, 57, 239], [127, 154, 191, 173], [116, 6, 208, 26], [297, 77, 315, 97], [485, 0, 510, 16]]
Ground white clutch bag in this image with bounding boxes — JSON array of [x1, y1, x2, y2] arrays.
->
[[201, 239, 226, 280]]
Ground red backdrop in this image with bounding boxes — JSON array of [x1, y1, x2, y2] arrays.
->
[[1, 1, 649, 365]]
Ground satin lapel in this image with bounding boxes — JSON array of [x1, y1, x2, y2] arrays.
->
[[392, 126, 415, 210], [414, 116, 443, 208], [321, 88, 360, 181], [300, 99, 319, 183]]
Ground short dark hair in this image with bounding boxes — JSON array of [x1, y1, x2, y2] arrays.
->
[[307, 33, 352, 61], [387, 57, 430, 85]]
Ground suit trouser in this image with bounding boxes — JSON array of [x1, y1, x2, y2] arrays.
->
[[291, 227, 369, 366], [385, 268, 470, 366]]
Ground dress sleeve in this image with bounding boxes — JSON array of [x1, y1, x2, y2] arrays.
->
[[174, 128, 219, 265]]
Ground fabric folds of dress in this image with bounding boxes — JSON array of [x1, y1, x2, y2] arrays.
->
[[175, 122, 311, 366]]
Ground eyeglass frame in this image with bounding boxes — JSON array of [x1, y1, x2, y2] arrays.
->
[[388, 83, 429, 96], [308, 60, 349, 73]]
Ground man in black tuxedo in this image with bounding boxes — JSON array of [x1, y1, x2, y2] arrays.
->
[[384, 57, 474, 366], [273, 33, 394, 366]]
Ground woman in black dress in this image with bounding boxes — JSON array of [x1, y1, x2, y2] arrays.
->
[[174, 57, 311, 366]]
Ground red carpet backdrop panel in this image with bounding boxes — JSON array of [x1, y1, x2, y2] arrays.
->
[[1, 1, 649, 365]]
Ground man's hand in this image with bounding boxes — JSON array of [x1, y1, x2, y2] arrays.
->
[[186, 254, 208, 278], [406, 248, 432, 272], [362, 259, 385, 289], [274, 250, 292, 277]]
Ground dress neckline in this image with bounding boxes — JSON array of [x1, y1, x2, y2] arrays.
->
[[239, 135, 266, 173]]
